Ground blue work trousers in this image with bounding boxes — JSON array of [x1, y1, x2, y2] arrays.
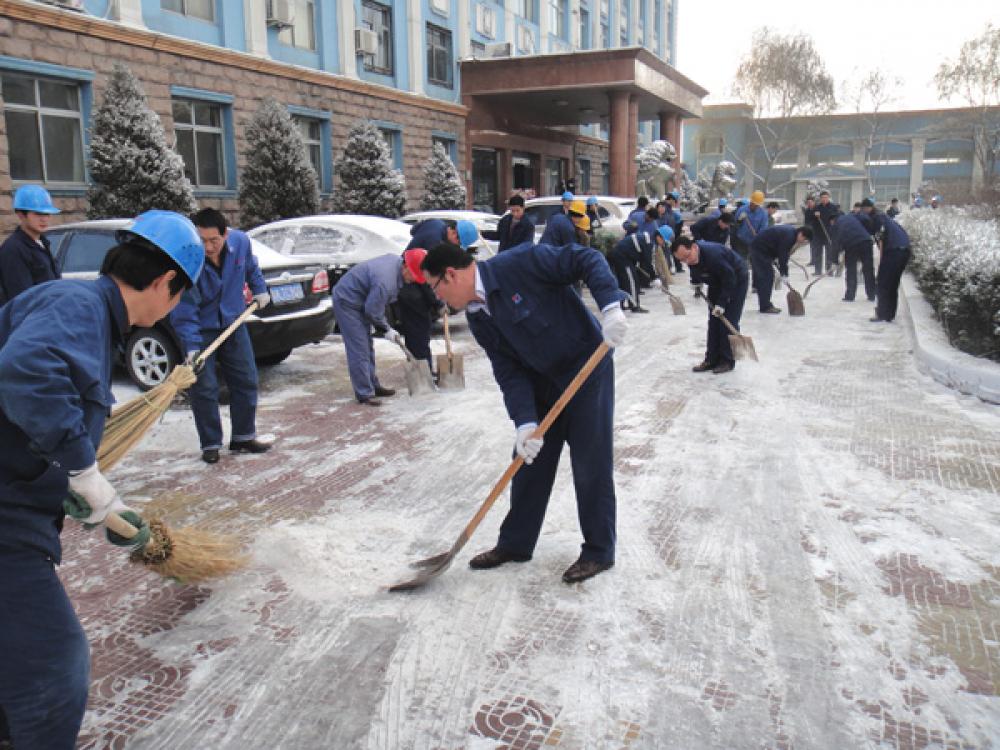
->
[[333, 297, 383, 400], [0, 549, 90, 750], [876, 247, 910, 321], [189, 324, 259, 450], [843, 241, 876, 302], [749, 248, 777, 311], [706, 274, 748, 365], [498, 355, 617, 564]]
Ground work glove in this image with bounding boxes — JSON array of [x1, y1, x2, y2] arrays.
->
[[185, 350, 206, 374], [712, 305, 725, 318], [104, 509, 151, 550], [383, 327, 403, 346], [600, 305, 628, 348], [253, 292, 271, 310], [514, 423, 543, 465], [63, 463, 129, 525], [651, 278, 663, 289]]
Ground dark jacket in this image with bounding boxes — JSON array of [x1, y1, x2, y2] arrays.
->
[[539, 212, 576, 247], [750, 224, 800, 277], [497, 213, 536, 252], [406, 219, 448, 251], [0, 227, 60, 305], [872, 212, 910, 251], [170, 229, 266, 354], [467, 242, 625, 427], [691, 215, 729, 245], [835, 212, 875, 248], [815, 201, 841, 237], [0, 276, 128, 561], [692, 241, 748, 307]]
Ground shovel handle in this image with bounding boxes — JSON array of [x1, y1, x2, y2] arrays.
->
[[104, 511, 140, 540], [714, 311, 741, 336], [196, 301, 260, 365], [442, 310, 454, 360]]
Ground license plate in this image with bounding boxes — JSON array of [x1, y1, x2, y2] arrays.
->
[[270, 283, 304, 305]]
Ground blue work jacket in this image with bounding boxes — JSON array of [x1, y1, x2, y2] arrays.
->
[[0, 227, 60, 305], [331, 253, 405, 331], [539, 212, 576, 247], [835, 213, 875, 248], [693, 241, 748, 308], [751, 224, 800, 276], [734, 204, 769, 245], [691, 215, 729, 245], [406, 219, 447, 251], [873, 212, 910, 251], [497, 213, 536, 252], [0, 276, 128, 561], [467, 242, 625, 427], [170, 229, 266, 353]]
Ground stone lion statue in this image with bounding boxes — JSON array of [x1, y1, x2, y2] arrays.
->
[[635, 140, 676, 199], [711, 161, 737, 198]]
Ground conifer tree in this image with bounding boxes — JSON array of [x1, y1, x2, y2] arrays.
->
[[238, 98, 320, 228], [333, 121, 407, 217], [419, 142, 466, 210], [87, 64, 195, 218]]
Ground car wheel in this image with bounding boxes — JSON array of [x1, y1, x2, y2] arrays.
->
[[255, 349, 292, 366], [126, 327, 178, 391]]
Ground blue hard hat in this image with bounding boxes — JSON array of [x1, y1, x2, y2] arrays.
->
[[718, 198, 728, 207], [456, 220, 479, 249], [586, 196, 598, 206], [736, 197, 748, 206], [657, 225, 675, 244], [13, 185, 60, 214], [118, 210, 205, 286], [668, 190, 680, 201], [561, 191, 574, 201]]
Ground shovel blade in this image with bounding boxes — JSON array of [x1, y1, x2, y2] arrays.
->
[[390, 553, 455, 592], [668, 294, 686, 315], [786, 289, 805, 316], [728, 334, 759, 362], [435, 353, 465, 390], [404, 360, 436, 396]]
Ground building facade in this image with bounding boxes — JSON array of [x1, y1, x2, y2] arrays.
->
[[0, 0, 701, 230], [683, 103, 1000, 211]]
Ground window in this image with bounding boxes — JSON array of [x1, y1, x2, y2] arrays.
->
[[601, 162, 609, 194], [2, 72, 85, 184], [362, 1, 393, 74], [161, 0, 214, 21], [548, 0, 565, 37], [599, 0, 609, 47], [545, 157, 563, 194], [433, 135, 457, 163], [515, 0, 537, 23], [578, 6, 590, 48], [637, 0, 645, 46], [172, 98, 225, 187], [378, 127, 401, 169], [651, 0, 659, 52], [293, 116, 322, 177], [578, 158, 591, 192], [277, 0, 316, 50], [619, 0, 628, 45], [699, 134, 724, 155], [426, 24, 453, 88], [61, 231, 117, 273]]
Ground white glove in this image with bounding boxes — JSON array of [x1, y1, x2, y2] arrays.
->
[[601, 305, 628, 348], [384, 327, 403, 345], [515, 423, 543, 465], [712, 305, 725, 317], [66, 463, 128, 524], [651, 278, 663, 289], [253, 292, 271, 310], [780, 275, 789, 282]]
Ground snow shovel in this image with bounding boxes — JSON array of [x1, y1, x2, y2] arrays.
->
[[702, 295, 758, 362], [802, 273, 826, 299], [783, 278, 806, 316], [435, 311, 465, 390], [388, 342, 611, 592], [790, 258, 810, 280], [654, 247, 685, 314], [396, 341, 436, 396]]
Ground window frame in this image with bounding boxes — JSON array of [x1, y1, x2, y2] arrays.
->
[[276, 0, 317, 50], [288, 104, 333, 194], [426, 23, 454, 89], [169, 85, 235, 195], [374, 122, 403, 171], [362, 0, 394, 75], [161, 0, 215, 22], [432, 132, 458, 165]]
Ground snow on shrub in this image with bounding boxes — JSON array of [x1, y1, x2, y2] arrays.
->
[[419, 143, 466, 210], [333, 121, 407, 217], [899, 207, 1000, 360]]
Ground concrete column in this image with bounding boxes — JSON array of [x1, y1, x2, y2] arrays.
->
[[628, 94, 639, 193], [114, 0, 145, 28], [457, 0, 470, 58], [608, 90, 631, 196], [243, 0, 269, 58], [909, 138, 925, 199], [338, 0, 358, 78], [539, 0, 551, 52], [407, 0, 424, 94]]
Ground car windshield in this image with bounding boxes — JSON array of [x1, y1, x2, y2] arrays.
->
[[251, 225, 390, 263], [523, 205, 564, 225], [60, 230, 117, 273]]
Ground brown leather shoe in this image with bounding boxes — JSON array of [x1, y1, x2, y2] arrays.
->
[[692, 359, 716, 372], [712, 360, 735, 374], [374, 386, 396, 397], [562, 558, 613, 584], [468, 547, 532, 569]]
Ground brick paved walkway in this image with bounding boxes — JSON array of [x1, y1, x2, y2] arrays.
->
[[61, 265, 999, 749]]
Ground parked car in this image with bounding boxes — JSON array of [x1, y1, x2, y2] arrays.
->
[[522, 195, 637, 240], [45, 219, 334, 389], [400, 210, 499, 256]]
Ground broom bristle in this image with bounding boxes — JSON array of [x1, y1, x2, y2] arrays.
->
[[132, 518, 247, 583]]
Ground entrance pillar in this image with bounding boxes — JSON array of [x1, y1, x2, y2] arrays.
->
[[628, 94, 639, 193], [608, 90, 631, 197]]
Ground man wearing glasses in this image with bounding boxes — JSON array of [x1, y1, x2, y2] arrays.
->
[[420, 241, 627, 584]]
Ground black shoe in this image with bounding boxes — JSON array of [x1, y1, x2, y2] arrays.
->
[[229, 438, 271, 454], [867, 297, 876, 303], [712, 360, 735, 374], [869, 316, 888, 323], [692, 359, 716, 372], [842, 297, 854, 302], [562, 558, 613, 584], [201, 448, 220, 464], [630, 306, 650, 314], [468, 547, 532, 569], [357, 396, 382, 407], [374, 386, 396, 397], [760, 306, 781, 314]]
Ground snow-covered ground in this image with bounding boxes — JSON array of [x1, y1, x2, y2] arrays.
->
[[65, 259, 1000, 749]]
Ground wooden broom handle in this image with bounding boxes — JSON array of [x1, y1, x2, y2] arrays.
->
[[705, 295, 741, 337], [447, 342, 610, 552], [442, 310, 454, 360], [104, 511, 140, 540], [195, 301, 260, 365]]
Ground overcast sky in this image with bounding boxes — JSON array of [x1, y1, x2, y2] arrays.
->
[[675, 2, 996, 113]]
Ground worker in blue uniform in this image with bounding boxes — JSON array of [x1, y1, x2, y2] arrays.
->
[[733, 190, 768, 260], [332, 249, 427, 406], [869, 210, 911, 322], [0, 210, 203, 750], [749, 224, 812, 313], [607, 227, 654, 313], [170, 208, 271, 464], [691, 211, 734, 245], [835, 206, 877, 302], [624, 196, 650, 233], [497, 195, 535, 252], [421, 240, 627, 584], [584, 196, 602, 240], [0, 185, 62, 305], [671, 235, 749, 374], [540, 203, 578, 246]]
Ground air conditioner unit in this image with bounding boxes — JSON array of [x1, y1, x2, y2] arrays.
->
[[518, 25, 535, 53], [475, 4, 496, 38], [39, 0, 85, 9], [485, 41, 512, 58], [266, 0, 294, 29], [355, 28, 379, 56]]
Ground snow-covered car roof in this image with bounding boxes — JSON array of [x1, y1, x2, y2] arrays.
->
[[526, 195, 636, 209], [246, 214, 413, 267], [401, 210, 501, 225]]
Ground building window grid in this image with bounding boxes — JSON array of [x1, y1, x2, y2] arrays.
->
[[160, 0, 214, 22], [651, 0, 659, 53], [2, 72, 85, 185], [172, 98, 226, 187], [548, 0, 565, 38], [362, 1, 393, 75], [516, 0, 537, 23], [432, 135, 457, 163], [293, 116, 323, 179], [578, 158, 591, 192], [426, 24, 454, 88], [599, 0, 610, 47], [637, 0, 645, 46], [578, 6, 590, 48], [277, 0, 316, 50], [619, 0, 628, 45], [378, 127, 402, 169]]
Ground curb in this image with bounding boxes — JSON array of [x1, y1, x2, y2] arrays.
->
[[899, 272, 1000, 405]]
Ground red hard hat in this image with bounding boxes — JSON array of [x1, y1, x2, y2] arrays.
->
[[404, 248, 427, 284]]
